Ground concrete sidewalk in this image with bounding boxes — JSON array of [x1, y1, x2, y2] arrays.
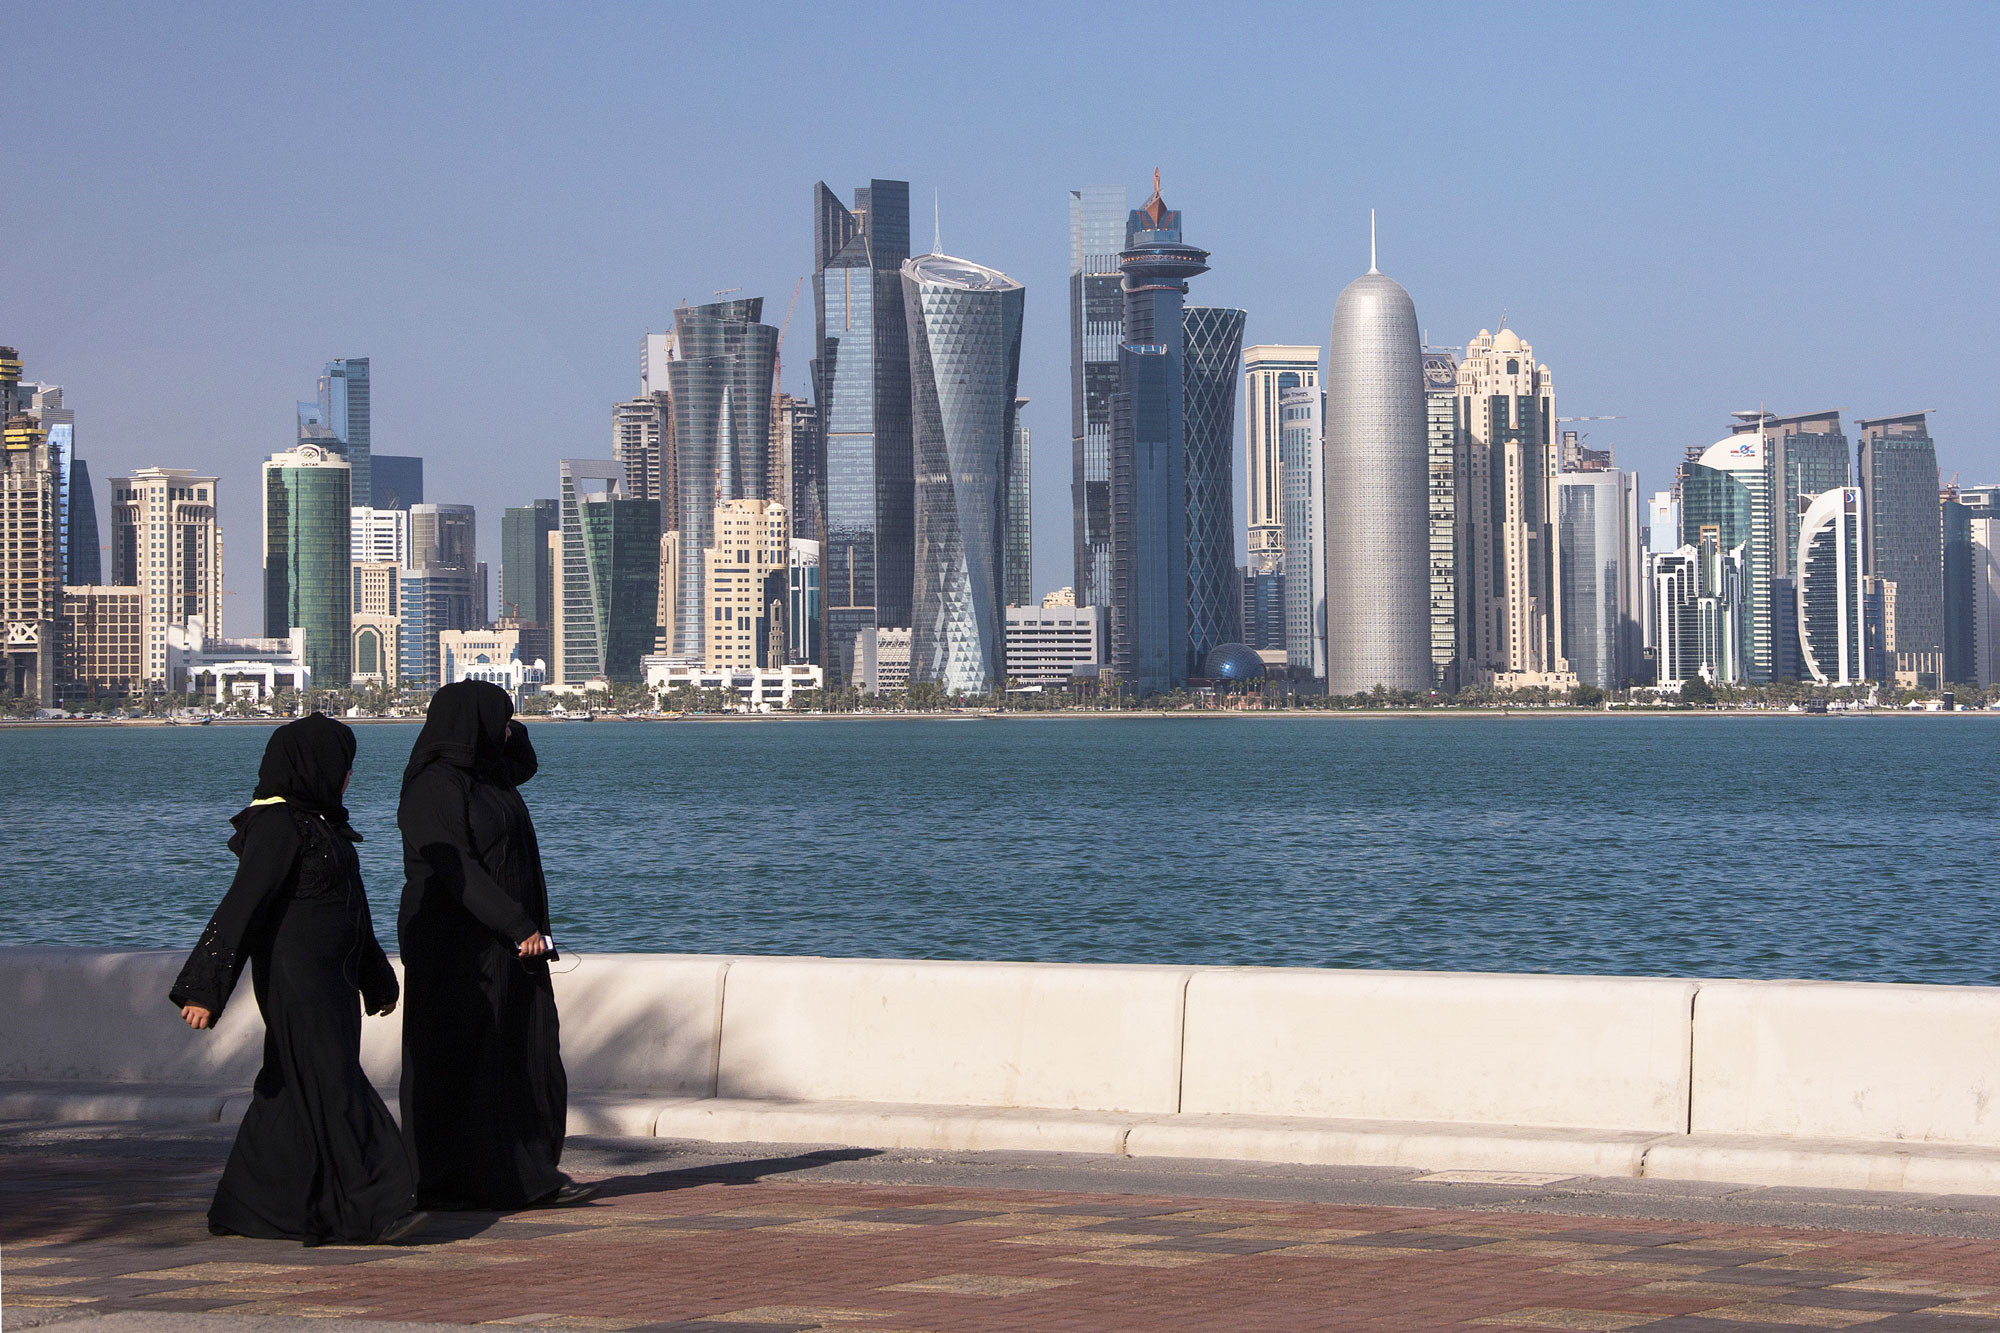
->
[[6, 1122, 2000, 1331]]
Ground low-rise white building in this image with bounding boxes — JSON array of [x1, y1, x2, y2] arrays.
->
[[643, 658, 821, 711], [851, 626, 912, 696], [167, 616, 309, 701], [440, 627, 546, 701], [1003, 605, 1105, 690]]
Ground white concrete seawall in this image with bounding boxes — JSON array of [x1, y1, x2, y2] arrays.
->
[[5, 949, 1999, 1195]]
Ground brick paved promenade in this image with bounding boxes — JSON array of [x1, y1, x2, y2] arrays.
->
[[7, 1126, 2000, 1331]]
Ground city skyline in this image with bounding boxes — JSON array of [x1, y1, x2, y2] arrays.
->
[[6, 5, 1995, 635]]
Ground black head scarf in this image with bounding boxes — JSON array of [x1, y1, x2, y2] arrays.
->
[[402, 681, 520, 790], [236, 712, 360, 845]]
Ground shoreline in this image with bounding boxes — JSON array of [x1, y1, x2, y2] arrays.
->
[[2, 706, 1994, 730]]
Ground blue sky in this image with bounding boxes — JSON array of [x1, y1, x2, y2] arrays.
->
[[7, 1, 1996, 633]]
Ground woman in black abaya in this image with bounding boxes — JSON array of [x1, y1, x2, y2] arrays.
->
[[170, 713, 423, 1246], [397, 681, 590, 1210]]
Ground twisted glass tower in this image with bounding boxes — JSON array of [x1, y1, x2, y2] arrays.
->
[[902, 253, 1025, 695], [1182, 306, 1247, 672], [1324, 239, 1428, 694], [666, 298, 777, 662]]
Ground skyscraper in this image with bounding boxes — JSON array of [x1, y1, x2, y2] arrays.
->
[[350, 506, 409, 565], [501, 499, 559, 669], [614, 395, 666, 504], [1004, 398, 1032, 607], [1654, 530, 1745, 687], [703, 499, 788, 671], [1682, 432, 1773, 682], [263, 443, 352, 687], [1108, 173, 1206, 694], [1797, 486, 1866, 687], [1183, 305, 1247, 672], [0, 382, 60, 705], [1456, 327, 1558, 684], [668, 298, 778, 663], [775, 393, 822, 548], [1323, 233, 1428, 695], [1422, 349, 1459, 689], [1735, 409, 1847, 574], [1242, 344, 1319, 654], [409, 503, 477, 571], [66, 457, 101, 586], [814, 178, 914, 687], [1858, 412, 1942, 684], [1556, 469, 1641, 690], [902, 251, 1025, 695], [558, 459, 659, 684], [1069, 184, 1126, 613], [317, 358, 370, 511], [110, 468, 222, 686], [1279, 385, 1324, 679], [370, 455, 423, 510]]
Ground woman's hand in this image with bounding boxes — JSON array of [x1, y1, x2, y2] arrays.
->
[[367, 998, 398, 1018], [517, 932, 549, 958], [181, 1004, 213, 1030]]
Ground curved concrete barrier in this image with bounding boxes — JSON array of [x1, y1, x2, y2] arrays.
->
[[6, 948, 2000, 1196]]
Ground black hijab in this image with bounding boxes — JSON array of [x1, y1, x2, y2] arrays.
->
[[402, 681, 528, 790], [236, 712, 360, 845]]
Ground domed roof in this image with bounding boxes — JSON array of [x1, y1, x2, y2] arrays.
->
[[1492, 327, 1522, 352], [1203, 643, 1267, 682]]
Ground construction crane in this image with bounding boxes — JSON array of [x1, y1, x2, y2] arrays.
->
[[771, 277, 803, 400], [1556, 415, 1624, 423]]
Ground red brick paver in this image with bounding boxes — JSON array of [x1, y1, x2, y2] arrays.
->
[[6, 1145, 2000, 1330]]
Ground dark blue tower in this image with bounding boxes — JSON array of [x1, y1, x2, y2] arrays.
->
[[1108, 172, 1209, 694]]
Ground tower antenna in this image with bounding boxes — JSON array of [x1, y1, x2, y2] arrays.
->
[[932, 189, 941, 256], [1369, 209, 1378, 274]]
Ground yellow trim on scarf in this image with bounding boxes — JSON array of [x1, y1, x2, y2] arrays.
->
[[249, 796, 287, 807]]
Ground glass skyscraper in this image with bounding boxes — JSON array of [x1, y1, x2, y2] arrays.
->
[[370, 454, 423, 510], [666, 298, 778, 663], [263, 443, 352, 686], [1737, 409, 1848, 575], [814, 178, 913, 688], [67, 456, 101, 586], [317, 358, 370, 512], [1182, 305, 1247, 672], [1109, 174, 1207, 695], [1280, 386, 1324, 678], [1682, 433, 1773, 682], [1557, 469, 1640, 690], [901, 252, 1025, 695], [1069, 184, 1126, 613], [1004, 398, 1032, 607], [1797, 486, 1866, 686], [501, 500, 559, 624], [1858, 412, 1943, 674], [558, 460, 659, 685]]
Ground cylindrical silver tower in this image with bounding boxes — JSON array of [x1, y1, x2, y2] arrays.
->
[[1323, 268, 1429, 694]]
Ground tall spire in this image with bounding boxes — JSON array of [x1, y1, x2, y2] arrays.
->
[[1369, 209, 1378, 274], [932, 188, 942, 256]]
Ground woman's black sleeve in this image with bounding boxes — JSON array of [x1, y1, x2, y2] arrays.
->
[[356, 903, 400, 1015], [168, 810, 301, 1018]]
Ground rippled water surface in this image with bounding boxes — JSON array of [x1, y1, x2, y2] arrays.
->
[[6, 715, 1995, 983]]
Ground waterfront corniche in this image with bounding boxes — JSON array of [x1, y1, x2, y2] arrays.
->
[[3, 715, 1995, 984]]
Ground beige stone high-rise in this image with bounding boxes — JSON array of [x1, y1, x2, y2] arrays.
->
[[109, 467, 223, 686], [1456, 328, 1560, 683], [1242, 345, 1321, 581], [703, 499, 787, 671]]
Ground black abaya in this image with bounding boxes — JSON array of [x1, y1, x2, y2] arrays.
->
[[170, 714, 415, 1245], [397, 681, 568, 1210]]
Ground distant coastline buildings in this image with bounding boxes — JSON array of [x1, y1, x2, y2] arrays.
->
[[6, 171, 2000, 715]]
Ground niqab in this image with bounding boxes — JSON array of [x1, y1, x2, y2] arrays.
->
[[238, 713, 360, 846], [401, 681, 517, 789]]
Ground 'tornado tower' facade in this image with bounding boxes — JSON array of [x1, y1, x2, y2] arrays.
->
[[1323, 230, 1429, 695], [814, 179, 913, 689], [1182, 305, 1247, 669], [902, 252, 1026, 695], [1108, 172, 1207, 694]]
